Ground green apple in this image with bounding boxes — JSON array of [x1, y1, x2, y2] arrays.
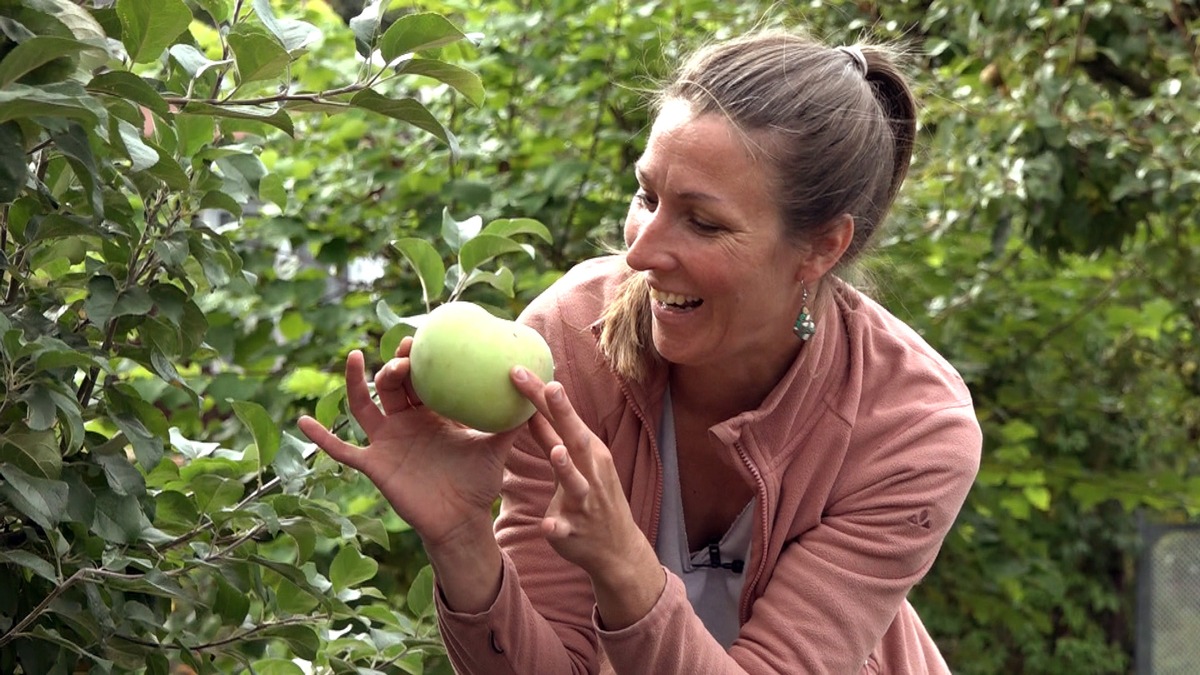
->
[[408, 302, 555, 433]]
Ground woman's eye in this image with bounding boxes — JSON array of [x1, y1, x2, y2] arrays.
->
[[691, 218, 722, 234], [634, 191, 658, 210]]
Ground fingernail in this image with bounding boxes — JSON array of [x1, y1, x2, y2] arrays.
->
[[550, 385, 564, 402], [555, 448, 568, 465], [512, 366, 527, 382]]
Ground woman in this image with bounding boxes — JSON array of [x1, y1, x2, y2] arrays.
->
[[299, 29, 981, 674]]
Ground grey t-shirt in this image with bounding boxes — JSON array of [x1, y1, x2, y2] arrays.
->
[[654, 388, 754, 649]]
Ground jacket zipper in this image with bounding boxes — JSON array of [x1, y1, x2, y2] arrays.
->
[[735, 440, 770, 624], [615, 378, 664, 545]]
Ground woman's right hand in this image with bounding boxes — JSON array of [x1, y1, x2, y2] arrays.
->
[[297, 337, 517, 552]]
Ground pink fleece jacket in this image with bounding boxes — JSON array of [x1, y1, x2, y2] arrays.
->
[[436, 255, 982, 674]]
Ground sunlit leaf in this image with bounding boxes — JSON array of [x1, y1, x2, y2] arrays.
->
[[379, 12, 468, 62], [116, 0, 191, 64]]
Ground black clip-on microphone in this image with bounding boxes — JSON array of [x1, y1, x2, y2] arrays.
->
[[701, 542, 744, 574]]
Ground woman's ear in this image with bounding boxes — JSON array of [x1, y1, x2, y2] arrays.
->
[[796, 213, 855, 282]]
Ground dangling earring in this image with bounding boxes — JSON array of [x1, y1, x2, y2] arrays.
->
[[793, 282, 816, 341]]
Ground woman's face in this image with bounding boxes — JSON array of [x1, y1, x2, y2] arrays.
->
[[624, 99, 810, 377]]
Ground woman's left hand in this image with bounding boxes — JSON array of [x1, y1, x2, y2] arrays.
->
[[513, 367, 665, 628]]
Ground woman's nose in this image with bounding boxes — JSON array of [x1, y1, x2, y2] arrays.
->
[[624, 212, 676, 273]]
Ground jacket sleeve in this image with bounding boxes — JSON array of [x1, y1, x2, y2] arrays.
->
[[597, 402, 981, 675]]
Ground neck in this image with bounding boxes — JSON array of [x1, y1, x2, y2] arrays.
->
[[668, 340, 803, 424]]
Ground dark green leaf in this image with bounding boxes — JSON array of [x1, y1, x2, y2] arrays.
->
[[0, 82, 102, 126], [0, 122, 27, 204], [94, 452, 147, 497], [379, 12, 468, 62], [0, 464, 69, 530], [401, 58, 485, 107], [387, 237, 444, 307], [379, 323, 417, 364], [348, 90, 457, 155], [153, 489, 198, 528], [257, 624, 320, 661], [110, 413, 164, 470], [195, 0, 232, 24], [232, 399, 280, 467], [0, 428, 62, 479], [49, 121, 104, 218], [116, 0, 192, 64], [0, 35, 101, 90], [91, 488, 152, 544], [214, 574, 250, 625], [0, 550, 58, 583], [87, 71, 170, 117], [19, 383, 57, 431]]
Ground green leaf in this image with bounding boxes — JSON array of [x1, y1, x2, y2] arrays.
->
[[314, 386, 345, 428], [406, 564, 435, 618], [195, 0, 232, 24], [91, 488, 153, 544], [94, 452, 147, 498], [174, 113, 216, 159], [87, 71, 170, 117], [1023, 485, 1052, 511], [459, 234, 533, 274], [349, 90, 457, 155], [115, 118, 159, 172], [273, 432, 311, 491], [380, 323, 417, 364], [116, 0, 192, 64], [0, 429, 62, 479], [227, 23, 291, 85], [110, 413, 164, 471], [250, 660, 304, 675], [461, 266, 516, 297], [50, 121, 104, 218], [167, 44, 232, 79], [483, 217, 553, 244], [191, 474, 245, 513], [153, 489, 198, 528], [257, 624, 320, 661], [387, 237, 445, 308], [442, 207, 483, 251], [180, 102, 295, 137], [0, 549, 58, 584], [20, 383, 57, 431], [0, 121, 26, 204], [0, 35, 101, 90], [348, 0, 389, 57], [259, 171, 287, 209], [401, 58, 485, 106], [214, 574, 250, 625], [251, 0, 321, 53], [350, 515, 390, 552], [379, 12, 468, 62], [232, 399, 280, 467], [329, 546, 378, 591], [0, 464, 69, 530], [168, 427, 221, 460], [0, 82, 102, 126]]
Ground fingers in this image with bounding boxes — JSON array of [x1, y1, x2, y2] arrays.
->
[[539, 381, 597, 465], [550, 444, 589, 499], [374, 357, 413, 415], [345, 350, 386, 435], [527, 412, 564, 458], [298, 415, 366, 471]]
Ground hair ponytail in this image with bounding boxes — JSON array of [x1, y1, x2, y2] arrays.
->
[[599, 265, 656, 382]]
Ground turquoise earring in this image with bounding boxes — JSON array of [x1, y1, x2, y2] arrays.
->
[[793, 283, 816, 341]]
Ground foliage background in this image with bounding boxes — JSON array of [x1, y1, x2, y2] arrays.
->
[[2, 0, 1198, 673]]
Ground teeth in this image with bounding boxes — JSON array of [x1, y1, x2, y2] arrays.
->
[[650, 288, 702, 307]]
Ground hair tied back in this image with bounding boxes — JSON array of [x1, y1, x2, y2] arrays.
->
[[835, 45, 868, 76]]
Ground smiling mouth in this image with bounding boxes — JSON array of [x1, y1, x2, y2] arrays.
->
[[649, 288, 703, 310]]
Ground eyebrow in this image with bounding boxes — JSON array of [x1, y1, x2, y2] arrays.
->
[[635, 164, 725, 204]]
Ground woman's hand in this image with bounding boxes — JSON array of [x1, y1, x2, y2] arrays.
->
[[513, 367, 665, 629], [298, 338, 515, 551]]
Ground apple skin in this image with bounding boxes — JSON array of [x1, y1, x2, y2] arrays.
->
[[408, 302, 555, 433]]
